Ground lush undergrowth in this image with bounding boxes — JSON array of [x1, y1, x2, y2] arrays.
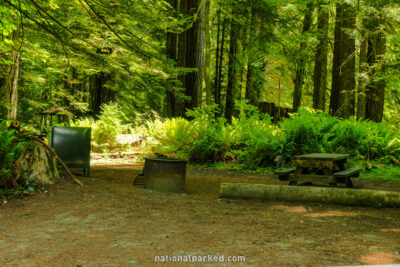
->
[[70, 102, 400, 176], [138, 104, 400, 170], [0, 121, 32, 194]]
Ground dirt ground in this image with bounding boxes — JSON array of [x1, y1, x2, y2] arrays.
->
[[1, 163, 400, 266]]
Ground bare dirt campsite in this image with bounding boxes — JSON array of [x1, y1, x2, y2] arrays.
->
[[1, 163, 400, 266]]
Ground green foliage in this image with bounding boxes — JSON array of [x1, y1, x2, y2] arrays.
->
[[146, 117, 195, 159], [230, 100, 281, 168], [281, 109, 338, 155], [362, 164, 400, 182], [71, 103, 130, 152], [140, 106, 400, 170], [0, 122, 27, 189], [146, 105, 234, 163], [325, 118, 396, 160]]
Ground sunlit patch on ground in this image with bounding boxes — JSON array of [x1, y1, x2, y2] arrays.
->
[[272, 205, 309, 213], [272, 205, 359, 217], [304, 211, 359, 217], [380, 228, 400, 233], [360, 252, 400, 265]]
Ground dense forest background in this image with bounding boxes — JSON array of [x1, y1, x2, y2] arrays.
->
[[2, 0, 400, 174], [2, 0, 400, 123]]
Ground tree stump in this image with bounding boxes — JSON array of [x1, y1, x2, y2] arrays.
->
[[18, 142, 59, 185]]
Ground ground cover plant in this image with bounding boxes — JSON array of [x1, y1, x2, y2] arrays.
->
[[115, 105, 400, 182], [0, 121, 32, 194]]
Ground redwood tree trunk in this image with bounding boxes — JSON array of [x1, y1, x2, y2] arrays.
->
[[244, 2, 261, 106], [225, 19, 239, 124], [365, 31, 386, 122], [166, 0, 178, 117], [214, 10, 221, 106], [184, 0, 205, 114], [356, 29, 368, 120], [292, 2, 314, 112], [313, 3, 328, 111], [216, 19, 226, 109], [175, 0, 188, 117], [204, 0, 212, 105], [89, 72, 114, 115], [330, 2, 356, 118]]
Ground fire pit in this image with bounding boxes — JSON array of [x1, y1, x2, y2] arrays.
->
[[136, 157, 187, 193]]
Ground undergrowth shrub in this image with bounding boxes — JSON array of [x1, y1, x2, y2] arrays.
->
[[326, 118, 397, 160], [78, 103, 400, 169], [0, 122, 27, 190], [230, 101, 282, 169], [141, 105, 400, 168], [71, 103, 131, 152], [281, 109, 338, 155], [147, 105, 234, 163], [147, 117, 195, 159]]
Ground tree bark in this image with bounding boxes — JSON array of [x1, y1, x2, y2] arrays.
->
[[8, 53, 19, 120], [204, 0, 212, 105], [216, 19, 227, 109], [330, 2, 356, 118], [292, 2, 314, 112], [356, 29, 368, 120], [166, 0, 178, 117], [0, 30, 21, 120], [244, 1, 261, 106], [225, 19, 239, 124], [175, 0, 188, 117], [184, 0, 205, 114], [220, 183, 400, 208], [18, 142, 60, 185], [313, 3, 328, 111], [89, 72, 114, 115], [214, 10, 221, 106], [365, 30, 386, 122]]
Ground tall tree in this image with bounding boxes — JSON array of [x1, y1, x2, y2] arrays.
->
[[365, 23, 386, 122], [356, 27, 368, 120], [330, 1, 356, 118], [292, 2, 314, 112], [215, 18, 227, 109], [245, 1, 261, 106], [89, 72, 115, 115], [184, 0, 205, 113], [204, 0, 212, 105], [213, 10, 221, 106], [0, 29, 22, 120], [225, 17, 239, 123], [166, 0, 178, 117], [313, 2, 329, 111], [175, 0, 189, 117]]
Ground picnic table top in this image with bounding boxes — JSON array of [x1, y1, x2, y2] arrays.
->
[[293, 153, 350, 161]]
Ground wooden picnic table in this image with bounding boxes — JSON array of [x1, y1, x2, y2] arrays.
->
[[275, 153, 360, 187]]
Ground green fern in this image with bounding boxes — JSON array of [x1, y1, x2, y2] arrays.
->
[[0, 122, 27, 189]]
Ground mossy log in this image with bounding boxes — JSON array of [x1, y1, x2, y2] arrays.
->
[[18, 142, 59, 185], [219, 183, 400, 208]]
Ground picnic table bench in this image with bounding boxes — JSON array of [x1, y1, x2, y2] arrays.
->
[[275, 153, 360, 187]]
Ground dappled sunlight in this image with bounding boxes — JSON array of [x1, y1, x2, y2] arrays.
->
[[360, 253, 400, 265], [272, 205, 309, 213], [380, 228, 400, 233], [304, 211, 359, 218], [272, 205, 359, 217]]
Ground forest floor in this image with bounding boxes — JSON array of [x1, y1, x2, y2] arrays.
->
[[1, 163, 400, 266]]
